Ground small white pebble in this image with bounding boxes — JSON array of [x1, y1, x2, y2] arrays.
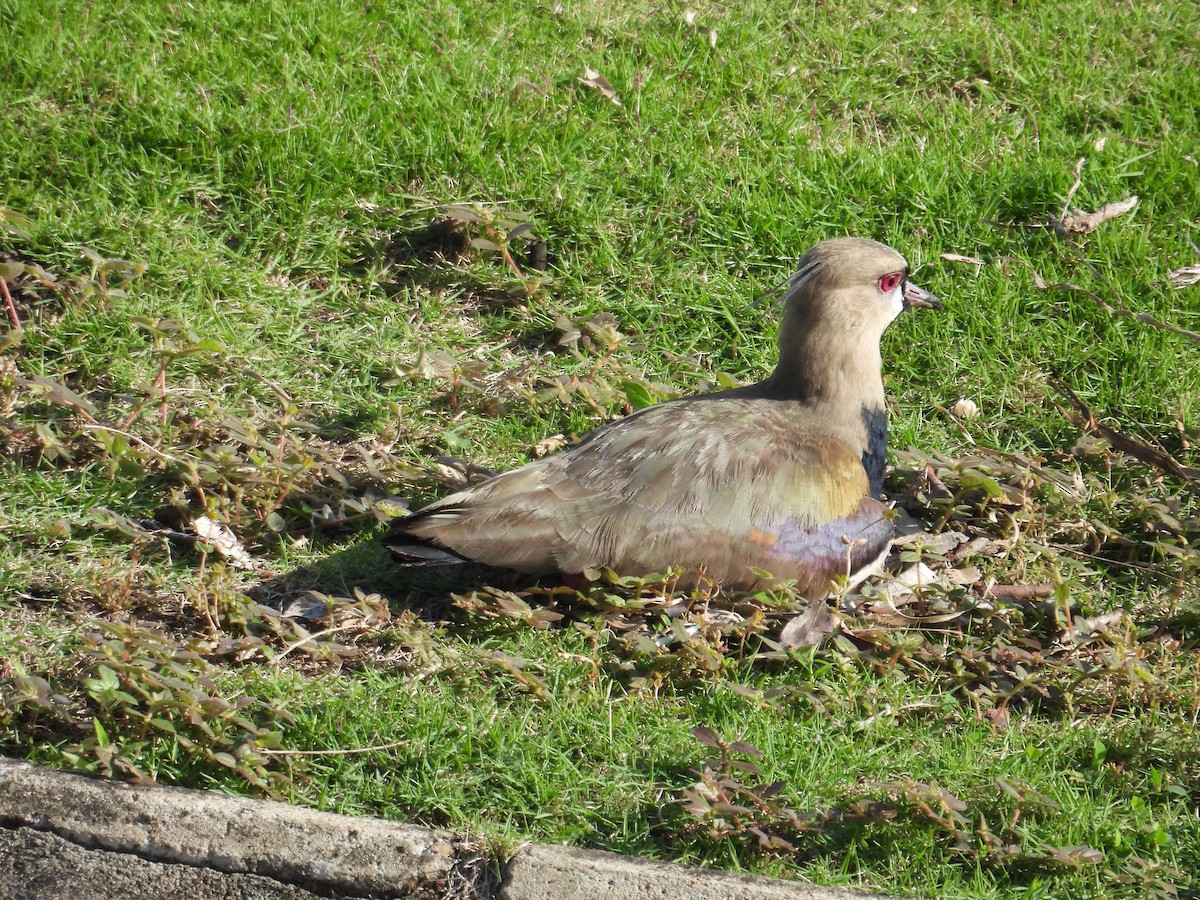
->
[[952, 398, 980, 419]]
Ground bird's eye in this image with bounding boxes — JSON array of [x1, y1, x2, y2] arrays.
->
[[878, 272, 903, 294]]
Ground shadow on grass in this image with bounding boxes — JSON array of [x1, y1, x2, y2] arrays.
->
[[246, 535, 543, 625], [347, 211, 552, 309]]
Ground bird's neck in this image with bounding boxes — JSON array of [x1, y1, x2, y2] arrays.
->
[[761, 328, 890, 496], [766, 323, 886, 408]]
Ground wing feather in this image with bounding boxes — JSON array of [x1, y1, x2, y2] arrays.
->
[[390, 397, 892, 595]]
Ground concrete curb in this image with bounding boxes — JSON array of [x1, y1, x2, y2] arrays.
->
[[0, 757, 889, 899], [0, 757, 470, 899], [499, 844, 889, 900]]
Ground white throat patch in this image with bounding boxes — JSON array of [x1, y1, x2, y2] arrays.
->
[[886, 284, 905, 321]]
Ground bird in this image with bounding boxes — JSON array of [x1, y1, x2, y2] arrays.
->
[[384, 237, 941, 597]]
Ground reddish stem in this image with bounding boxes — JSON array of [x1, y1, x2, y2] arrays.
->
[[1, 278, 20, 329], [501, 244, 525, 278]]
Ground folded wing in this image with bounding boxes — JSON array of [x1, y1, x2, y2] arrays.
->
[[386, 398, 892, 596]]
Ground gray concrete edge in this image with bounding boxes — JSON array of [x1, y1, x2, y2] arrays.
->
[[0, 756, 889, 899]]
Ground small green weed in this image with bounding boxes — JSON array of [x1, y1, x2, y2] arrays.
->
[[1, 620, 292, 793]]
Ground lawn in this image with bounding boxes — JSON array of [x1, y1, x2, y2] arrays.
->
[[2, 0, 1199, 897]]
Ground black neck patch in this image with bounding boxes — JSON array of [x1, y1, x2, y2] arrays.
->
[[860, 405, 887, 497]]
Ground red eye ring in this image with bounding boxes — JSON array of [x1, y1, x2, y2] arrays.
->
[[878, 272, 903, 294]]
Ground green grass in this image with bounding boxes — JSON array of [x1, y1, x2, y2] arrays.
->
[[2, 0, 1199, 897]]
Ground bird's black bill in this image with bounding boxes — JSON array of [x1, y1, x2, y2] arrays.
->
[[902, 281, 942, 310]]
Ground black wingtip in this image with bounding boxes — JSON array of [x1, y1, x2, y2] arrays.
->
[[382, 521, 472, 566]]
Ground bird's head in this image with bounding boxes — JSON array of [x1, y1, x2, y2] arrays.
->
[[758, 237, 942, 405], [780, 237, 942, 340]]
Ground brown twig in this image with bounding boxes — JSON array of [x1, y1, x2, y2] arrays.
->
[[1034, 277, 1200, 343], [1059, 242, 1200, 344], [983, 156, 1194, 338], [1, 277, 20, 329], [500, 243, 525, 278], [1050, 380, 1200, 482], [995, 213, 1200, 343]]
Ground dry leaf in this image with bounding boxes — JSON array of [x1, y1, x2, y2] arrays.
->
[[534, 434, 567, 457], [15, 374, 99, 421], [373, 497, 410, 519], [554, 312, 581, 346], [281, 593, 332, 622], [580, 67, 622, 107], [433, 462, 471, 490], [889, 508, 927, 541], [941, 253, 985, 268], [956, 536, 1012, 560], [192, 516, 259, 570], [1050, 846, 1103, 867], [1168, 265, 1200, 288], [892, 531, 968, 556], [872, 561, 942, 605], [1066, 610, 1126, 643], [944, 565, 982, 586], [1056, 195, 1139, 236], [778, 603, 838, 649]]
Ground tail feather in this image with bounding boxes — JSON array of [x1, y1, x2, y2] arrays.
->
[[383, 515, 471, 566]]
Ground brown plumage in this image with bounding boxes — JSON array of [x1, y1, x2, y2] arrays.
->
[[385, 237, 940, 597]]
